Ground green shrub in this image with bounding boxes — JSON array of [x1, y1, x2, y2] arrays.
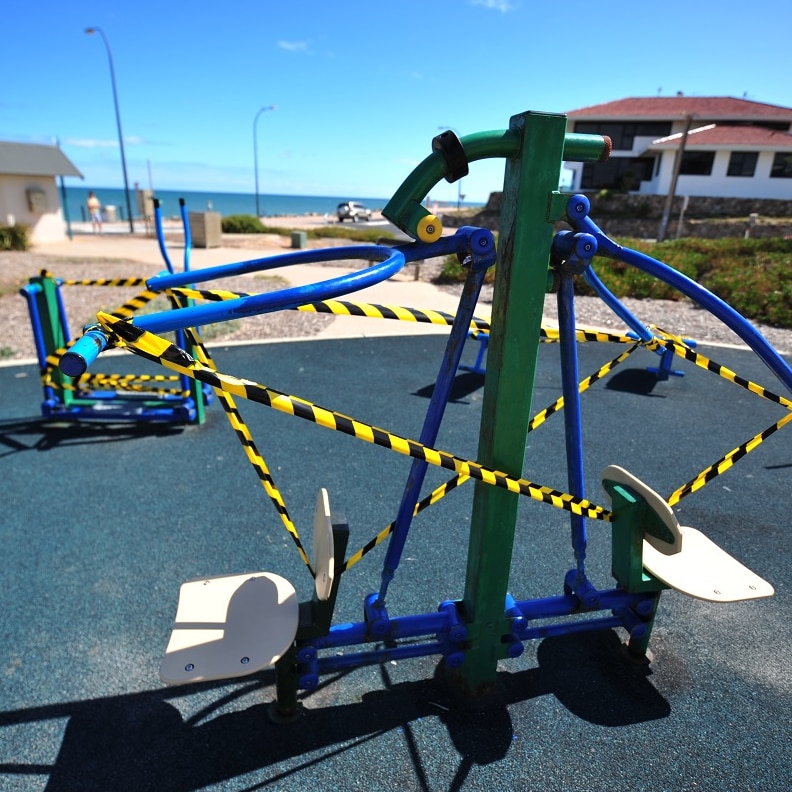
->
[[305, 226, 394, 244], [0, 224, 29, 250], [436, 236, 792, 328], [221, 214, 266, 233]]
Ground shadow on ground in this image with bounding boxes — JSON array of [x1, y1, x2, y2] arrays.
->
[[0, 631, 668, 792]]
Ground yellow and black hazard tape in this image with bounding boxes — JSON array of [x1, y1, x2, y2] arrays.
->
[[667, 409, 792, 505], [529, 341, 643, 432], [650, 333, 792, 409], [42, 269, 149, 289], [107, 290, 161, 320], [342, 473, 470, 572], [168, 286, 494, 334], [347, 341, 645, 566], [180, 326, 314, 574], [95, 311, 612, 522], [637, 333, 792, 503]]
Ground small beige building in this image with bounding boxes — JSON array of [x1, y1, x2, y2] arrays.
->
[[0, 141, 83, 244]]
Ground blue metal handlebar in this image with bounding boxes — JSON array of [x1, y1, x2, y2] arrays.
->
[[59, 328, 109, 378], [565, 195, 792, 396], [59, 227, 496, 378]]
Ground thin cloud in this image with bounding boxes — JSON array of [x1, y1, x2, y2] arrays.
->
[[278, 40, 310, 52], [65, 137, 143, 148], [470, 0, 516, 11], [65, 138, 119, 148]]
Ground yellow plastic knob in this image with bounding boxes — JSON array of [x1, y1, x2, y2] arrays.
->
[[416, 214, 442, 243]]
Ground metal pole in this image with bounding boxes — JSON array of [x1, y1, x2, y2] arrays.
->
[[254, 105, 275, 218], [460, 111, 567, 692], [657, 114, 693, 243], [55, 138, 73, 240], [85, 27, 134, 234]]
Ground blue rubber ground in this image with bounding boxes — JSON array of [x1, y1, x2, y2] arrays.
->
[[1, 334, 790, 791]]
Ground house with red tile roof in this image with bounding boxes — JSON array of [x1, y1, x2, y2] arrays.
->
[[563, 96, 792, 200]]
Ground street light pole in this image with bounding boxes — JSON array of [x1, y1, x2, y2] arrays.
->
[[438, 126, 464, 210], [253, 105, 276, 218], [85, 26, 134, 233]]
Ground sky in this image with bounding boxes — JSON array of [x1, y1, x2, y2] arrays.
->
[[2, 0, 789, 205]]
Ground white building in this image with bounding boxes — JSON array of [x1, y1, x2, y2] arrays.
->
[[0, 141, 83, 244], [564, 96, 792, 200]]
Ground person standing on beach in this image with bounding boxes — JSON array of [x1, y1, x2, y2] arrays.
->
[[87, 191, 102, 234]]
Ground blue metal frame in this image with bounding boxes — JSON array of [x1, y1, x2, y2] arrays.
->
[[56, 188, 788, 696], [565, 194, 792, 396], [21, 204, 210, 422]]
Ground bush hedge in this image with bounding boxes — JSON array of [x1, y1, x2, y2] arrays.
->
[[221, 214, 267, 234], [439, 237, 792, 328], [0, 225, 29, 250]]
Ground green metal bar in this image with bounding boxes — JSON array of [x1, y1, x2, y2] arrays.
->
[[603, 480, 667, 659], [459, 111, 569, 691], [273, 518, 349, 721], [34, 274, 73, 407], [382, 127, 609, 239]]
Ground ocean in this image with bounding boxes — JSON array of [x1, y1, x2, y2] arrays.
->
[[63, 186, 482, 224]]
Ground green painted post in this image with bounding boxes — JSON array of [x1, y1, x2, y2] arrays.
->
[[460, 111, 568, 691], [34, 274, 74, 408]]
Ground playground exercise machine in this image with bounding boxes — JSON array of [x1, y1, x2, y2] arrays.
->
[[21, 199, 211, 423], [60, 111, 790, 719]]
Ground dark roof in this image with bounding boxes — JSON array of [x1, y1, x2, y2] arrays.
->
[[0, 141, 83, 178], [568, 96, 792, 121], [650, 124, 792, 149]]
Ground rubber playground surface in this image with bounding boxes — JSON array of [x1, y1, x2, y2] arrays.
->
[[1, 332, 790, 791]]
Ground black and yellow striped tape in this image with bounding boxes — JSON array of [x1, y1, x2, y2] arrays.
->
[[651, 333, 792, 409], [529, 341, 643, 431], [96, 311, 612, 522], [342, 474, 470, 572], [667, 409, 792, 505], [180, 327, 314, 573]]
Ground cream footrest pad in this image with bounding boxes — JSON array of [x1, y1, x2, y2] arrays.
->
[[160, 572, 299, 685], [603, 465, 774, 603]]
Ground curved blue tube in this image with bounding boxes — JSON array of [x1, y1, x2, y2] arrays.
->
[[137, 246, 405, 335], [153, 200, 175, 274], [179, 198, 191, 272], [572, 213, 792, 396], [583, 266, 654, 344]]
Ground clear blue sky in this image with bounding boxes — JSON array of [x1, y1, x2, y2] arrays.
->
[[2, 0, 789, 205]]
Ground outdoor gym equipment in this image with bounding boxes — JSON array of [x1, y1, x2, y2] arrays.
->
[[21, 199, 212, 423], [59, 111, 790, 718]]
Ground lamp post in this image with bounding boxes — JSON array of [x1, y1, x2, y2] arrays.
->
[[253, 105, 276, 218], [438, 126, 465, 210], [85, 26, 134, 233]]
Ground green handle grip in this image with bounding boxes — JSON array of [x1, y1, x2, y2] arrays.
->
[[383, 127, 610, 240]]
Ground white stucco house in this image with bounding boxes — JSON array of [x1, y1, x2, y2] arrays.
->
[[564, 96, 792, 199], [0, 141, 83, 243]]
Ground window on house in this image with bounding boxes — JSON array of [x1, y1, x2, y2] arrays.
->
[[679, 151, 715, 176], [770, 152, 792, 178], [727, 151, 758, 177], [580, 157, 656, 190], [574, 122, 672, 151]]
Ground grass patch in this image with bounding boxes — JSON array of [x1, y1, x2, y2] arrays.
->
[[304, 226, 395, 244], [222, 213, 395, 244], [438, 236, 792, 328]]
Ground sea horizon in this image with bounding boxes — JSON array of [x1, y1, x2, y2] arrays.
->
[[63, 186, 483, 224]]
